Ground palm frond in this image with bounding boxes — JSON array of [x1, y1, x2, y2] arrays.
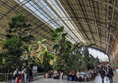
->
[[52, 44, 61, 52], [41, 39, 47, 43]]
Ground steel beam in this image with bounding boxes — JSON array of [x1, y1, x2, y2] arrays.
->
[[78, 0, 94, 44], [66, 0, 89, 42], [106, 1, 115, 54], [93, 0, 118, 11]]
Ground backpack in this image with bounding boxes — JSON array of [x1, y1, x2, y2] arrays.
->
[[100, 70, 105, 76], [78, 77, 82, 82]]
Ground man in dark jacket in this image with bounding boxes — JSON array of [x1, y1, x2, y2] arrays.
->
[[28, 67, 33, 82], [107, 66, 114, 83], [99, 68, 105, 83]]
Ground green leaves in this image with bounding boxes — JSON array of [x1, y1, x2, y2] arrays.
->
[[52, 43, 61, 52], [1, 37, 25, 73], [2, 37, 24, 50], [51, 38, 56, 41], [60, 27, 64, 32], [62, 33, 67, 37], [52, 34, 58, 37], [50, 30, 55, 34], [50, 27, 64, 34], [6, 14, 34, 43]]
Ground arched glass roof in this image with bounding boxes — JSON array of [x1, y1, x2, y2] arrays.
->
[[88, 48, 109, 62], [15, 0, 85, 44], [0, 0, 118, 55]]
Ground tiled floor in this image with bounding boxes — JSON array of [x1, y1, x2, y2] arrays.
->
[[31, 72, 118, 83], [113, 71, 118, 83]]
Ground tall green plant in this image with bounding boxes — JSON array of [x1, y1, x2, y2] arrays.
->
[[1, 37, 25, 73], [6, 14, 34, 43], [42, 50, 54, 73], [50, 27, 67, 65], [37, 36, 48, 57], [58, 43, 98, 72]]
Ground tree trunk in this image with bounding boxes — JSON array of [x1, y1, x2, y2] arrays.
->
[[58, 48, 63, 66]]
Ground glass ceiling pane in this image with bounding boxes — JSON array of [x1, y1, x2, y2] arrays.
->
[[88, 48, 109, 62], [14, 0, 85, 43], [46, 0, 84, 42]]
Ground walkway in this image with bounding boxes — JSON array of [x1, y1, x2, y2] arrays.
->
[[31, 72, 118, 83]]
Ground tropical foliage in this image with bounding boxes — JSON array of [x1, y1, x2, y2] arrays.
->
[[0, 14, 101, 81], [50, 27, 100, 72], [35, 36, 48, 57], [52, 42, 100, 73], [6, 14, 34, 43], [0, 37, 25, 73], [42, 50, 54, 73], [50, 27, 68, 65]]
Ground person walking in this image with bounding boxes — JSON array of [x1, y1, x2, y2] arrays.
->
[[107, 66, 114, 83], [99, 68, 105, 83], [28, 67, 33, 82], [13, 68, 19, 83], [18, 68, 23, 83], [23, 67, 27, 83]]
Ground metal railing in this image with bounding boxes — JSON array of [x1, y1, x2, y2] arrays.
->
[[0, 72, 44, 82], [0, 73, 13, 82]]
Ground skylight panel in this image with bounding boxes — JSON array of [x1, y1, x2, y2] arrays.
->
[[51, 0, 67, 17], [67, 37, 76, 44], [19, 0, 24, 2], [25, 2, 31, 7], [37, 1, 58, 19], [46, 0, 85, 42], [29, 0, 35, 5], [88, 48, 109, 62], [14, 0, 84, 43]]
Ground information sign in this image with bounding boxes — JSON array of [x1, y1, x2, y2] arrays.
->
[[33, 66, 37, 71]]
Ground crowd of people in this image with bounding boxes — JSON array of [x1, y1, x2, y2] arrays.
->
[[67, 66, 114, 83], [12, 66, 114, 83], [12, 67, 33, 83], [44, 69, 98, 81], [44, 66, 114, 83], [44, 70, 63, 79], [68, 69, 98, 81], [99, 66, 114, 83]]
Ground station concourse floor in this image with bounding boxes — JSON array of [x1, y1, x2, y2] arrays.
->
[[31, 72, 118, 83]]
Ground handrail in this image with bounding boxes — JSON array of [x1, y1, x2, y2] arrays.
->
[[0, 73, 12, 74], [0, 72, 43, 82], [0, 73, 12, 82]]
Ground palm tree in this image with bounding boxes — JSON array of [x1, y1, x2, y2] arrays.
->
[[30, 36, 48, 58], [21, 44, 40, 67], [50, 27, 67, 65], [20, 45, 33, 67]]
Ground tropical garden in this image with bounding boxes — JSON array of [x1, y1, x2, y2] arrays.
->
[[0, 14, 100, 81]]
